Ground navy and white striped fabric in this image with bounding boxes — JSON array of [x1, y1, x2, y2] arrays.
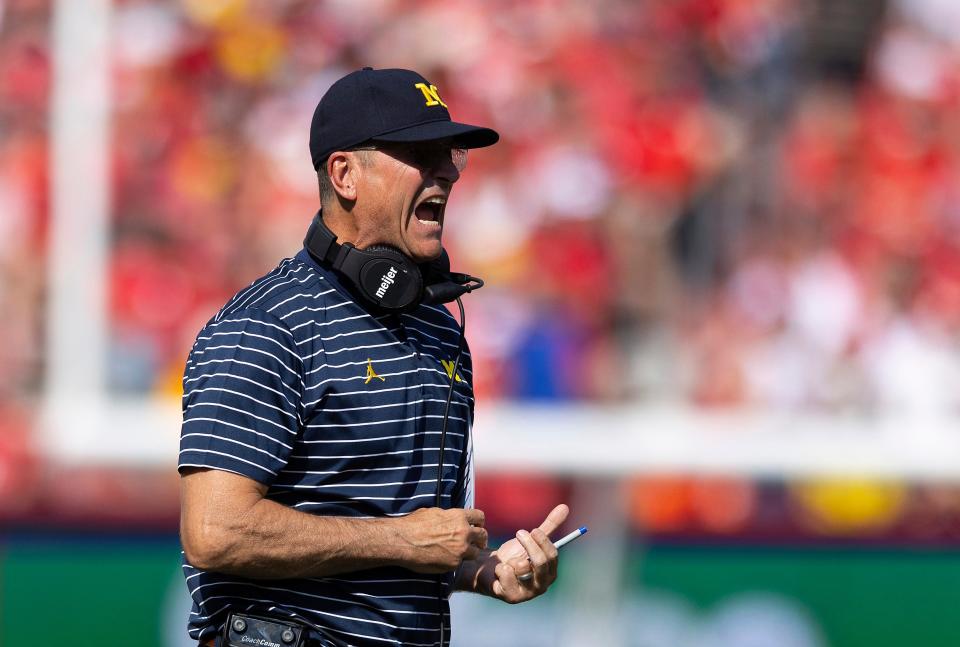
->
[[179, 248, 475, 647]]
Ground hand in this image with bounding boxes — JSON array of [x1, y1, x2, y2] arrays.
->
[[479, 503, 569, 603], [393, 507, 488, 573]]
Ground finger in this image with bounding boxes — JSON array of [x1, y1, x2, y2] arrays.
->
[[463, 543, 480, 561], [531, 528, 559, 578], [508, 554, 533, 580], [537, 503, 569, 538], [464, 508, 486, 527], [469, 526, 488, 550], [515, 530, 548, 576], [494, 562, 521, 601], [531, 528, 558, 562]]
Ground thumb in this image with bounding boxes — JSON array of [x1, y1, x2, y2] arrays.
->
[[537, 503, 570, 537]]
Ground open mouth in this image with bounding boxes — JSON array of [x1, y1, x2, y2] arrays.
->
[[414, 195, 446, 228]]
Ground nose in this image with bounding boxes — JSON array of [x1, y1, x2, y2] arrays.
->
[[432, 152, 460, 184]]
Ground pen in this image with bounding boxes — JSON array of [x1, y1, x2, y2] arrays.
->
[[553, 525, 588, 549], [517, 526, 587, 582]]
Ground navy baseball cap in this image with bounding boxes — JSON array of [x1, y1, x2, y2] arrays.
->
[[309, 67, 500, 171]]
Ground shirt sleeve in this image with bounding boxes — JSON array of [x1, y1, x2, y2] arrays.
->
[[451, 339, 475, 509], [453, 428, 475, 509], [178, 308, 304, 485]]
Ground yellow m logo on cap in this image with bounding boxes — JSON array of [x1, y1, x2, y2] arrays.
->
[[414, 82, 448, 108]]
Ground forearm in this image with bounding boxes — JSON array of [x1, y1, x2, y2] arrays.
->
[[181, 468, 412, 579], [186, 496, 406, 579], [181, 468, 486, 579]]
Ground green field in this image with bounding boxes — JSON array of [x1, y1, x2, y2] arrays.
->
[[3, 535, 958, 646]]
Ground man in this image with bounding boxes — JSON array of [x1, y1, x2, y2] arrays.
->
[[179, 67, 570, 647]]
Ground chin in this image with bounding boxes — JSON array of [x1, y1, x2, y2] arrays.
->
[[410, 243, 443, 263]]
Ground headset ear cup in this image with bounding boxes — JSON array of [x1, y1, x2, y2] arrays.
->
[[304, 215, 424, 312], [358, 245, 423, 311]]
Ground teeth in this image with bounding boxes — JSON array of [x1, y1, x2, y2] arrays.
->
[[416, 196, 445, 228]]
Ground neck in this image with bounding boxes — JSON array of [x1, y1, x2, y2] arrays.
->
[[320, 205, 359, 247]]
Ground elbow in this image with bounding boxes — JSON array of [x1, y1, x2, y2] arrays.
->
[[180, 468, 264, 573], [181, 518, 236, 572]]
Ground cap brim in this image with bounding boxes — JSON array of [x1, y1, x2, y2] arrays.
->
[[371, 120, 499, 149]]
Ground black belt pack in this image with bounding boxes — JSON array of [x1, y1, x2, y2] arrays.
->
[[223, 612, 308, 647]]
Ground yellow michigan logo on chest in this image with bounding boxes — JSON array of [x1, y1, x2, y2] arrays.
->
[[440, 359, 463, 383]]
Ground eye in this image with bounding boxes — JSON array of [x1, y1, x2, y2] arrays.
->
[[385, 143, 466, 172], [411, 146, 444, 168], [412, 145, 467, 172]]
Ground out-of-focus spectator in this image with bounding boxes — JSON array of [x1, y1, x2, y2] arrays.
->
[[4, 0, 959, 408], [9, 0, 960, 536]]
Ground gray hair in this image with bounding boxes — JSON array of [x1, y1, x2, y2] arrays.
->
[[317, 149, 374, 208]]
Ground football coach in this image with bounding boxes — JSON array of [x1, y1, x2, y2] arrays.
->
[[178, 67, 570, 647]]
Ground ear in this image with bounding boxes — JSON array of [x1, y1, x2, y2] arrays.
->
[[327, 152, 360, 202]]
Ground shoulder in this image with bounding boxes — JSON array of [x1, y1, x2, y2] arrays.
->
[[213, 257, 339, 323], [189, 257, 342, 363]]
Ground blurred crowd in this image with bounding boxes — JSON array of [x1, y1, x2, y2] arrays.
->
[[5, 0, 960, 534]]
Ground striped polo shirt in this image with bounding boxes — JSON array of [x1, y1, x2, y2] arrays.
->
[[178, 248, 475, 647]]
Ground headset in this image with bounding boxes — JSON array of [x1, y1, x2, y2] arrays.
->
[[303, 211, 482, 313], [303, 211, 481, 647]]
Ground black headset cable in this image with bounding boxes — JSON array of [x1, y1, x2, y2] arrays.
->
[[435, 296, 467, 647], [435, 296, 467, 508]]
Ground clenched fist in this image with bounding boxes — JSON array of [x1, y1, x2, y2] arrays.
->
[[392, 507, 488, 573]]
